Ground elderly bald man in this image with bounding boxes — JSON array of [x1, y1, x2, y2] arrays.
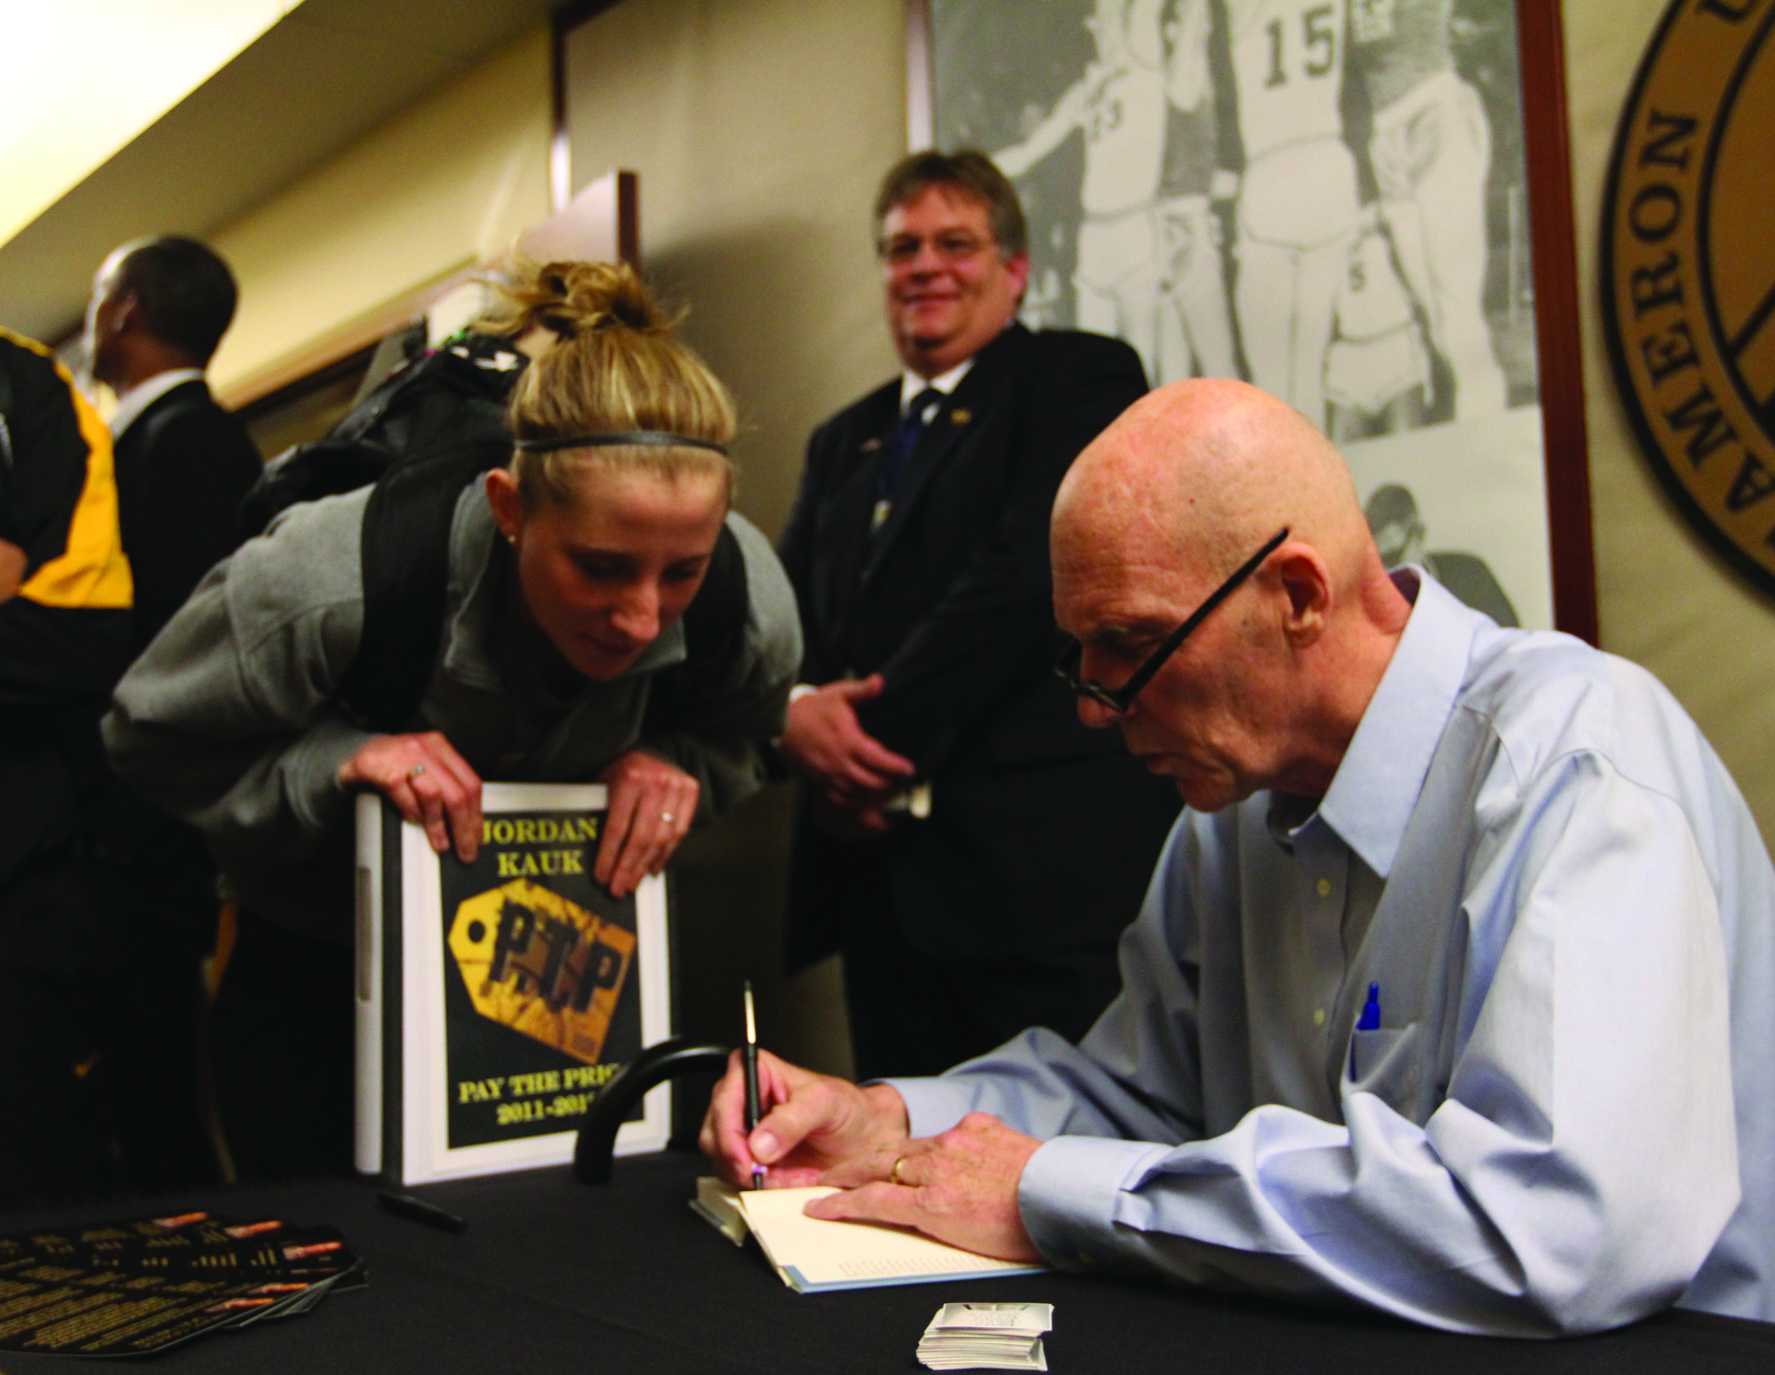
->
[[702, 380, 1775, 1336]]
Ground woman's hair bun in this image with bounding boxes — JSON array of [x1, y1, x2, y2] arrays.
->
[[492, 255, 739, 512], [488, 258, 671, 342]]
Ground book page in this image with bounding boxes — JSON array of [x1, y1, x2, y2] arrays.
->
[[734, 1186, 1045, 1293], [690, 1177, 748, 1246]]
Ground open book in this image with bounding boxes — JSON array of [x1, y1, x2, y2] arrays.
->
[[692, 1178, 1046, 1293]]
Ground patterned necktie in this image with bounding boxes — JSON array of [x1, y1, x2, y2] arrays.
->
[[878, 387, 943, 500]]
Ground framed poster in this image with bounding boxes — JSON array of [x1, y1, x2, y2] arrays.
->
[[355, 783, 672, 1185], [918, 0, 1593, 638]]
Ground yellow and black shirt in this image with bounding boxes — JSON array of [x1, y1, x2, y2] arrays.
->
[[0, 327, 135, 711]]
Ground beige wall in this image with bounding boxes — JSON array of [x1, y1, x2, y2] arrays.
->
[[563, 0, 908, 1079], [207, 26, 553, 395], [563, 0, 905, 539], [1563, 0, 1775, 845]]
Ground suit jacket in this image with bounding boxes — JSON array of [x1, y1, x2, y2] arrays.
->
[[779, 324, 1180, 966], [113, 378, 262, 648]]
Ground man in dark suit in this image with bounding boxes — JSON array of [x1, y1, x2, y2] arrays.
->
[[777, 152, 1180, 1079], [77, 236, 261, 1187], [85, 236, 262, 646]]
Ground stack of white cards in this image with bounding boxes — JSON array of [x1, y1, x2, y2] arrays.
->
[[917, 1302, 1053, 1371]]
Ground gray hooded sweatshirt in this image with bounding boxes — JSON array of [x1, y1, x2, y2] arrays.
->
[[102, 483, 801, 942]]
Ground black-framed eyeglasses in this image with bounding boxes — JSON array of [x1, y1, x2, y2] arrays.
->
[[877, 232, 994, 265], [1054, 527, 1290, 714]]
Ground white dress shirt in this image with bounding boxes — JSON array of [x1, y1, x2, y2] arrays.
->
[[900, 357, 974, 413], [891, 572, 1775, 1336], [108, 368, 206, 441]]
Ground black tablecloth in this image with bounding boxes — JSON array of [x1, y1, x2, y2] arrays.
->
[[3, 1153, 1771, 1373]]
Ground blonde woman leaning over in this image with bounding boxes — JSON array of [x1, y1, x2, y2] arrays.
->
[[103, 262, 801, 1180]]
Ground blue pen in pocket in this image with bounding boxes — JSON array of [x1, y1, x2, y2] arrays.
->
[[1351, 982, 1381, 1078]]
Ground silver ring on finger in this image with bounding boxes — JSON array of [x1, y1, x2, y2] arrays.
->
[[409, 764, 426, 779]]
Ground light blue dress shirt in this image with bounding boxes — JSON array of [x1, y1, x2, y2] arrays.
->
[[890, 572, 1775, 1336]]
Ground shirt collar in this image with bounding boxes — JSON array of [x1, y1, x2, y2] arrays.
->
[[109, 368, 206, 440], [1303, 568, 1482, 879], [900, 356, 974, 411]]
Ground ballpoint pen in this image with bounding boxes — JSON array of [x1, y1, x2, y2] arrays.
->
[[743, 981, 765, 1190], [1351, 982, 1381, 1078], [378, 1190, 467, 1233]]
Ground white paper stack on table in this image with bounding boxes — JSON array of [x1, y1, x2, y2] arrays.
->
[[917, 1302, 1053, 1371]]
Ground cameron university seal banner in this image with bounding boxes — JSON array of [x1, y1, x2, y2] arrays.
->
[[1603, 0, 1775, 597]]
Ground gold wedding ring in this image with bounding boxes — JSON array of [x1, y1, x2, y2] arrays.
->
[[890, 1156, 908, 1186], [661, 812, 674, 823]]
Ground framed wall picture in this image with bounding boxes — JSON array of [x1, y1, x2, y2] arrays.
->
[[915, 0, 1594, 639]]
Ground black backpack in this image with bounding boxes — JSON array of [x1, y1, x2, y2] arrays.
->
[[236, 330, 517, 544], [236, 331, 750, 737]]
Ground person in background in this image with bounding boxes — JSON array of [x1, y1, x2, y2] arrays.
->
[[74, 235, 265, 1190], [0, 327, 135, 1202], [1153, 0, 1239, 385], [706, 378, 1775, 1336], [105, 261, 801, 1179], [1363, 481, 1517, 626], [1348, 0, 1508, 417], [84, 235, 262, 647], [1223, 0, 1362, 428], [775, 150, 1179, 1080], [993, 0, 1175, 382]]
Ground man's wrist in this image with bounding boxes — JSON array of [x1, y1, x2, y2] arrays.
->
[[860, 1081, 912, 1145], [1018, 1137, 1170, 1271], [773, 684, 820, 761]]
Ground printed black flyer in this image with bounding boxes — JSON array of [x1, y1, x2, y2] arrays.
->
[[355, 784, 671, 1185]]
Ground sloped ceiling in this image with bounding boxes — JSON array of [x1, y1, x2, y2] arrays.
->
[[0, 0, 563, 343]]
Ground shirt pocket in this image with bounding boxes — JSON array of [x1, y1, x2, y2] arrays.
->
[[1345, 1021, 1424, 1119]]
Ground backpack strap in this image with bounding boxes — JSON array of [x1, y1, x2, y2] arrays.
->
[[335, 438, 509, 730]]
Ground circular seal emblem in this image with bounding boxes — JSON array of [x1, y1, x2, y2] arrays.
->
[[1603, 0, 1775, 597]]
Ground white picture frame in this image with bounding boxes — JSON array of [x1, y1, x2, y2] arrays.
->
[[355, 783, 672, 1185]]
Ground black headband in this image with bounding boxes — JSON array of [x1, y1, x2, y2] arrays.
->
[[512, 430, 729, 456]]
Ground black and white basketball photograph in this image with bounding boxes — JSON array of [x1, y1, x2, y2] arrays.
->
[[929, 0, 1555, 626]]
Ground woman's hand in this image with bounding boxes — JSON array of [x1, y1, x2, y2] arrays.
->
[[338, 732, 484, 862], [595, 749, 699, 897]]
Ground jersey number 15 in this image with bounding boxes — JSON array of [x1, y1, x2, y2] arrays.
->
[[1265, 4, 1339, 88]]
